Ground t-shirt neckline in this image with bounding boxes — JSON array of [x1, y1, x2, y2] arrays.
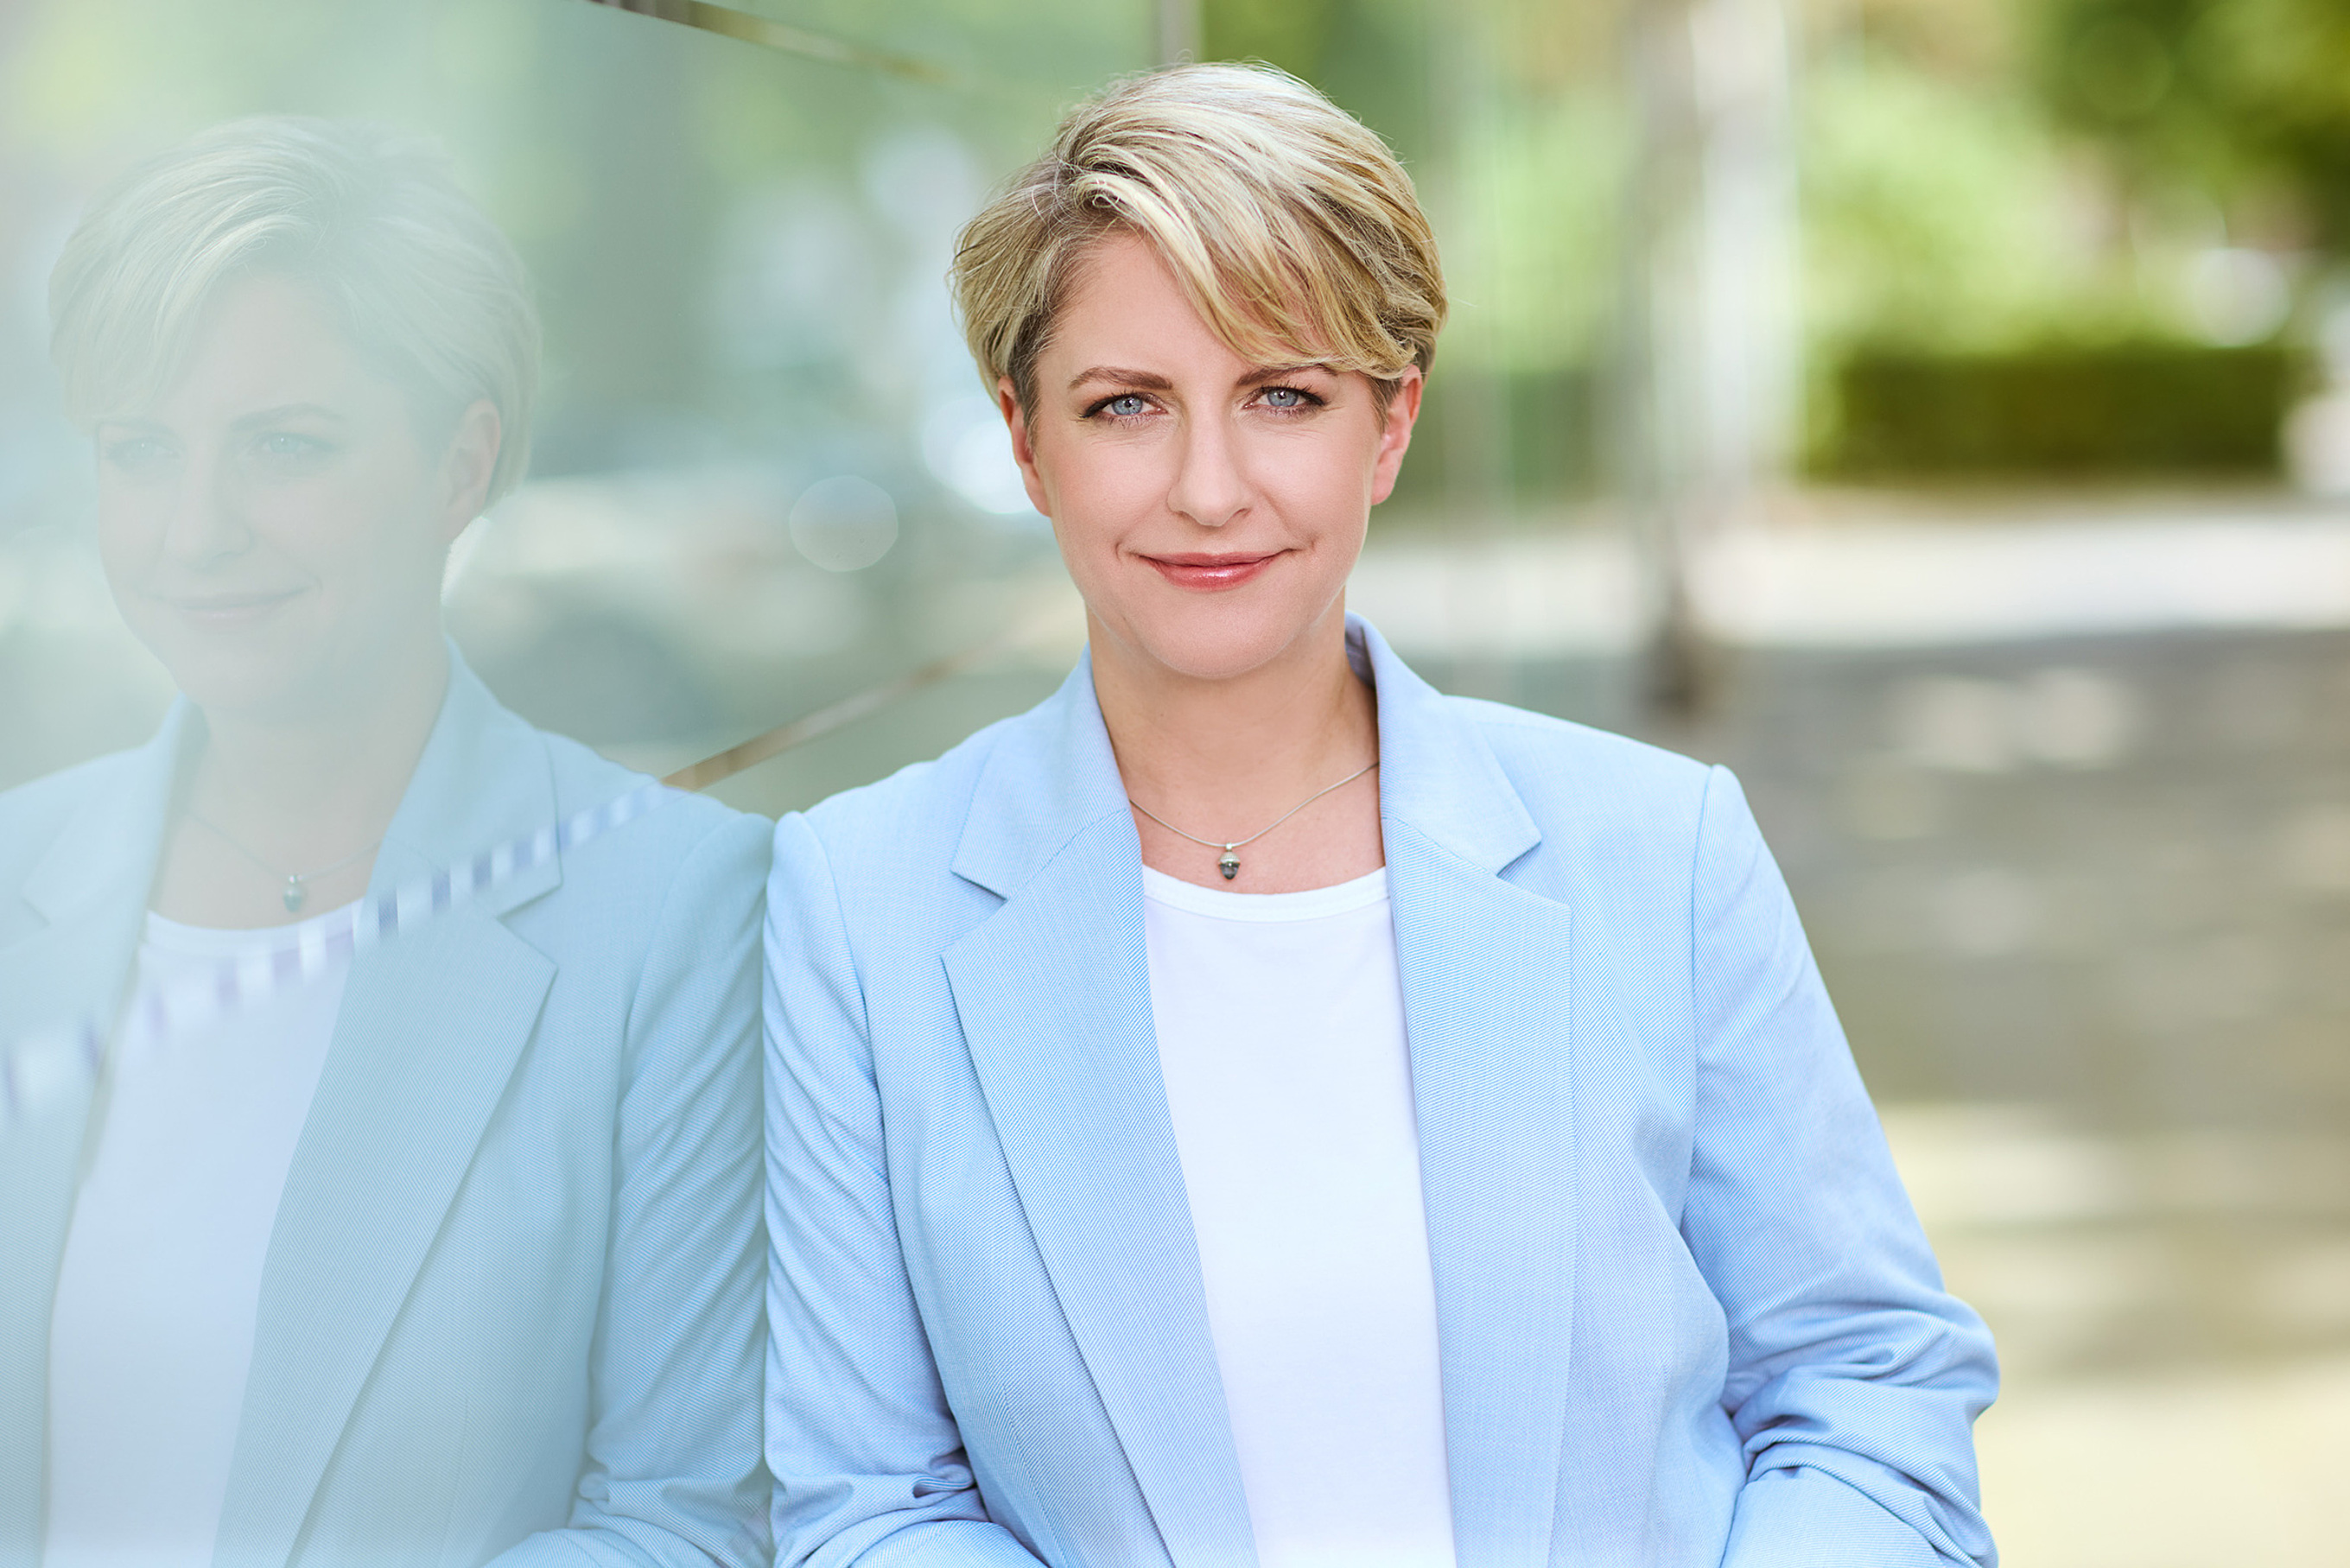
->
[[143, 899, 364, 957], [1140, 863, 1388, 923]]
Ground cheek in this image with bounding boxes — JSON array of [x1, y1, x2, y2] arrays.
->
[[281, 460, 444, 585], [1257, 435, 1376, 535], [1041, 438, 1146, 514], [1033, 438, 1161, 555], [93, 486, 165, 580]]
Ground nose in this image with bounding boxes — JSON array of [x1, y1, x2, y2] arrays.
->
[[1164, 407, 1251, 530], [156, 448, 252, 568]]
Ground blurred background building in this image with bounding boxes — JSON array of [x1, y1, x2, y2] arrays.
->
[[3, 0, 2347, 1558]]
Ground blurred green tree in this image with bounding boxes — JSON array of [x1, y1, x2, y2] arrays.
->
[[2036, 0, 2350, 252]]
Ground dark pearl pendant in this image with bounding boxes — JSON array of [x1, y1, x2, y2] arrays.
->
[[1218, 850, 1240, 880], [283, 876, 306, 913]]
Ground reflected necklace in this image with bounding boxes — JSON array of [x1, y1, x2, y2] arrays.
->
[[185, 809, 384, 913], [1127, 759, 1379, 881]]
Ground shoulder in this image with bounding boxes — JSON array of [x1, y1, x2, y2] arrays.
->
[[784, 704, 1015, 876], [0, 746, 153, 875], [1417, 694, 1770, 915], [0, 746, 143, 825], [542, 727, 753, 848], [516, 727, 771, 943], [765, 704, 1033, 961], [1446, 693, 1722, 831]]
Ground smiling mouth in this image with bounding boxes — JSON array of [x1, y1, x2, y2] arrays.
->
[[164, 588, 303, 625], [1141, 551, 1282, 591]]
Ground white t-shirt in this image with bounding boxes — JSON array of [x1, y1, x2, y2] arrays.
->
[[45, 905, 352, 1568], [1142, 864, 1458, 1568]]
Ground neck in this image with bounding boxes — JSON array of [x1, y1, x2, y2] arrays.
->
[[187, 639, 451, 862], [1091, 603, 1377, 826]]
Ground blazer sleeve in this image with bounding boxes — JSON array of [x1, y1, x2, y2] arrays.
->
[[491, 809, 775, 1568], [1680, 767, 1999, 1568], [761, 814, 1045, 1568]]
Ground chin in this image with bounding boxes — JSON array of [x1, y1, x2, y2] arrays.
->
[[166, 659, 321, 721], [137, 625, 328, 723], [1121, 589, 1340, 683]]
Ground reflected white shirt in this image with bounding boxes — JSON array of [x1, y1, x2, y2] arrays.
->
[[1143, 864, 1458, 1568], [45, 905, 352, 1568]]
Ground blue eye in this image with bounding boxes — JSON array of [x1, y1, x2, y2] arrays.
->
[[102, 436, 174, 476], [250, 431, 335, 472], [1106, 394, 1148, 417], [1261, 386, 1310, 409]]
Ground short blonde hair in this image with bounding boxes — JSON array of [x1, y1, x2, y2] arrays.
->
[[50, 117, 540, 504], [953, 63, 1445, 415]]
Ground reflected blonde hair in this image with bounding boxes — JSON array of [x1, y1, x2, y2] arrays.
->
[[953, 63, 1445, 416], [49, 117, 540, 504]]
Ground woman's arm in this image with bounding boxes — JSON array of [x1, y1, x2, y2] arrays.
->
[[1682, 767, 1998, 1568], [762, 814, 1044, 1568], [492, 809, 775, 1568]]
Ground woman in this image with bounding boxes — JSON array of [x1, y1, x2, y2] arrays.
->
[[762, 63, 1996, 1568], [0, 119, 768, 1568]]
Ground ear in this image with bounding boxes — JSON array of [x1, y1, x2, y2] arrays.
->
[[1368, 366, 1425, 507], [437, 398, 503, 544], [998, 376, 1053, 518]]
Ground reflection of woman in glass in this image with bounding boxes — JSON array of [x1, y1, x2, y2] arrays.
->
[[0, 119, 767, 1566], [764, 66, 1996, 1567]]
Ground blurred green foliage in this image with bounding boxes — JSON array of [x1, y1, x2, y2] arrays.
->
[[16, 0, 2322, 492], [2036, 0, 2350, 251], [1832, 340, 2303, 472], [1798, 0, 2340, 473]]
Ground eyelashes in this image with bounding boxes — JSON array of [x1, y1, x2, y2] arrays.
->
[[1080, 384, 1328, 423], [97, 431, 340, 479]]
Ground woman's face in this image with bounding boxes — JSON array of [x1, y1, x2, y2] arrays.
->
[[1004, 233, 1421, 683], [92, 271, 498, 721]]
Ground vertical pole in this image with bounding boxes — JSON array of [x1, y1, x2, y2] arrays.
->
[[1618, 0, 1798, 718], [1157, 0, 1201, 64]]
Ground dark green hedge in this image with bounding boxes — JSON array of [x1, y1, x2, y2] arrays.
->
[[1824, 342, 2307, 477]]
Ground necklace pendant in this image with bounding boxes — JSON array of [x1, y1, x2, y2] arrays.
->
[[283, 876, 306, 913], [1217, 849, 1240, 880]]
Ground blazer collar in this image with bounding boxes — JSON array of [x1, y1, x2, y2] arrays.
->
[[16, 644, 556, 930], [18, 704, 190, 930], [217, 648, 562, 1568], [943, 615, 1571, 1568], [948, 650, 1127, 902], [1351, 616, 1540, 876], [949, 615, 1540, 903], [373, 646, 562, 917], [1, 701, 187, 1549], [2, 650, 565, 1568]]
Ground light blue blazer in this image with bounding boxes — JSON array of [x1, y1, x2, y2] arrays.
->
[[0, 654, 770, 1568], [762, 617, 1997, 1568]]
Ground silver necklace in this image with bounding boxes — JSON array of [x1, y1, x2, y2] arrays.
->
[[185, 808, 383, 912], [1128, 759, 1379, 880]]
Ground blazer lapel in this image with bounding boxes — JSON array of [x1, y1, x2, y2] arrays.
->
[[214, 656, 562, 1568], [1359, 619, 1578, 1568], [942, 660, 1258, 1568], [0, 715, 184, 1556]]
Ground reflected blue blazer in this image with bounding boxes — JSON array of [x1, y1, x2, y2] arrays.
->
[[762, 617, 1998, 1568], [0, 655, 770, 1568]]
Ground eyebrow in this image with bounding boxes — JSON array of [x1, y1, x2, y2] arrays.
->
[[1065, 363, 1332, 392], [231, 403, 346, 430], [1067, 365, 1174, 392], [94, 403, 348, 435], [1236, 363, 1329, 386]]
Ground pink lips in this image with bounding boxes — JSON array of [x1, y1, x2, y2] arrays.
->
[[1141, 550, 1281, 591], [165, 588, 302, 628]]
